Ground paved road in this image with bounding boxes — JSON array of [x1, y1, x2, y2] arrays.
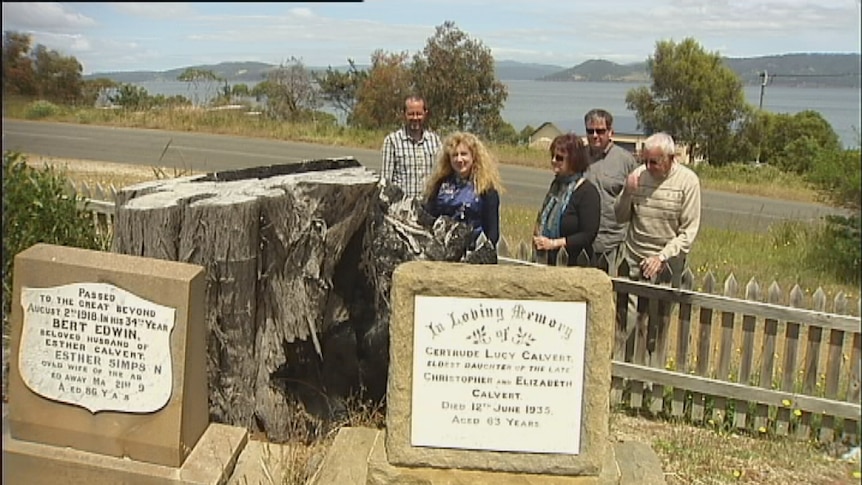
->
[[2, 119, 848, 231]]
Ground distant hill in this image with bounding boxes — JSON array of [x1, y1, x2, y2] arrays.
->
[[85, 54, 860, 88], [541, 53, 861, 87], [85, 60, 567, 83], [540, 59, 649, 83], [724, 53, 861, 87], [494, 60, 566, 80], [86, 61, 276, 83]]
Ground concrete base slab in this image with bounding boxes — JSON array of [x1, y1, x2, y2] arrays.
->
[[308, 426, 382, 485], [3, 422, 248, 485], [310, 428, 666, 485], [228, 437, 325, 485]]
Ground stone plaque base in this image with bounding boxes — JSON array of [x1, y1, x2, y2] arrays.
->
[[3, 422, 248, 485], [309, 428, 666, 485]]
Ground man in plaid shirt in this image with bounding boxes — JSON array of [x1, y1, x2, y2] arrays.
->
[[381, 96, 442, 200]]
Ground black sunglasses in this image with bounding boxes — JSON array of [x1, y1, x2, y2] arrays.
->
[[586, 128, 608, 135], [552, 154, 566, 163]]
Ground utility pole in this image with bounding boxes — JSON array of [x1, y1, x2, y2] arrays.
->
[[755, 70, 769, 164], [758, 70, 768, 110]]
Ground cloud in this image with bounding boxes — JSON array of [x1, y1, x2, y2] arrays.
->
[[288, 7, 314, 19], [183, 12, 434, 65], [108, 2, 197, 20], [4, 0, 857, 74], [1, 2, 96, 30], [585, 0, 858, 39]]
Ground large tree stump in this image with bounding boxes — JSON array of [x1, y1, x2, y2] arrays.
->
[[113, 159, 378, 441], [111, 160, 494, 442]]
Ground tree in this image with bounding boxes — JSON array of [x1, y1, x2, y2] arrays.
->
[[2, 31, 36, 96], [251, 57, 321, 122], [763, 111, 841, 173], [625, 38, 747, 165], [411, 21, 508, 138], [806, 143, 861, 284], [352, 50, 412, 130], [81, 77, 118, 106], [31, 44, 85, 105], [314, 59, 368, 124], [4, 33, 85, 104], [231, 83, 250, 98], [110, 83, 154, 110], [177, 68, 221, 107]]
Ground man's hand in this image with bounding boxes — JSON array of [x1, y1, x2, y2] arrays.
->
[[624, 171, 640, 195], [640, 255, 664, 280]]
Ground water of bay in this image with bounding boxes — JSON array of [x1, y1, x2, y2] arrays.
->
[[136, 79, 861, 147]]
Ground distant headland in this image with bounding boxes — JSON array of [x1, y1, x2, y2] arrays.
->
[[85, 53, 861, 88]]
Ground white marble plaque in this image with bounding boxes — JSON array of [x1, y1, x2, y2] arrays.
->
[[18, 282, 176, 413], [411, 295, 587, 454]]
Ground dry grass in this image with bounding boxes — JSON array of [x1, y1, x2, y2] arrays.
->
[[5, 101, 828, 205], [700, 178, 822, 205], [244, 396, 861, 485], [23, 154, 199, 189], [611, 412, 860, 484], [250, 396, 386, 485], [500, 205, 860, 301]]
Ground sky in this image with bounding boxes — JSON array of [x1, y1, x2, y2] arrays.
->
[[2, 1, 861, 75]]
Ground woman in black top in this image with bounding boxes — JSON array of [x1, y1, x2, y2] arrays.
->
[[532, 133, 601, 266]]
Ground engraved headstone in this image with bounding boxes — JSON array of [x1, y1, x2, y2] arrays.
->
[[309, 261, 668, 485], [411, 295, 588, 454], [2, 243, 241, 482], [383, 261, 615, 478], [18, 282, 175, 414]]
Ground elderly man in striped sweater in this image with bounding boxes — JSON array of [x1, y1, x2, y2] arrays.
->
[[613, 132, 702, 363]]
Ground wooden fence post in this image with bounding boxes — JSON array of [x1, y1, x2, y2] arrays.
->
[[733, 277, 760, 431], [516, 240, 530, 262], [845, 297, 862, 441], [775, 285, 804, 437], [690, 271, 716, 424], [670, 268, 695, 419], [497, 235, 510, 259], [753, 281, 782, 434], [818, 292, 847, 443], [555, 247, 569, 267], [712, 273, 738, 426]]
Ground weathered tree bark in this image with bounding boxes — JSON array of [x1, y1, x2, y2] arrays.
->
[[113, 159, 377, 441], [111, 160, 494, 442]]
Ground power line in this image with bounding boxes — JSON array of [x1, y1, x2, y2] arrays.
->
[[766, 72, 860, 78]]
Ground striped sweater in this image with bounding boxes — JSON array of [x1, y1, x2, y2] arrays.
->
[[614, 163, 701, 262]]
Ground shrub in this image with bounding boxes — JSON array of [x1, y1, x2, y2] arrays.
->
[[806, 147, 861, 210], [693, 162, 808, 190], [2, 151, 102, 320], [808, 215, 862, 286], [24, 100, 61, 119]]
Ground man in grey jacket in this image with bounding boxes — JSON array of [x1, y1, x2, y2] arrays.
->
[[583, 109, 639, 274]]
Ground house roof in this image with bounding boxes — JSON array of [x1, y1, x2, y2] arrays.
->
[[532, 116, 644, 137]]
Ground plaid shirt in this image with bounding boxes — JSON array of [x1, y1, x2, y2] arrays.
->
[[381, 127, 442, 199]]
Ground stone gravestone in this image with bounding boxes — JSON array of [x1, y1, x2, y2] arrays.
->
[[2, 243, 247, 484], [310, 261, 666, 484]]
